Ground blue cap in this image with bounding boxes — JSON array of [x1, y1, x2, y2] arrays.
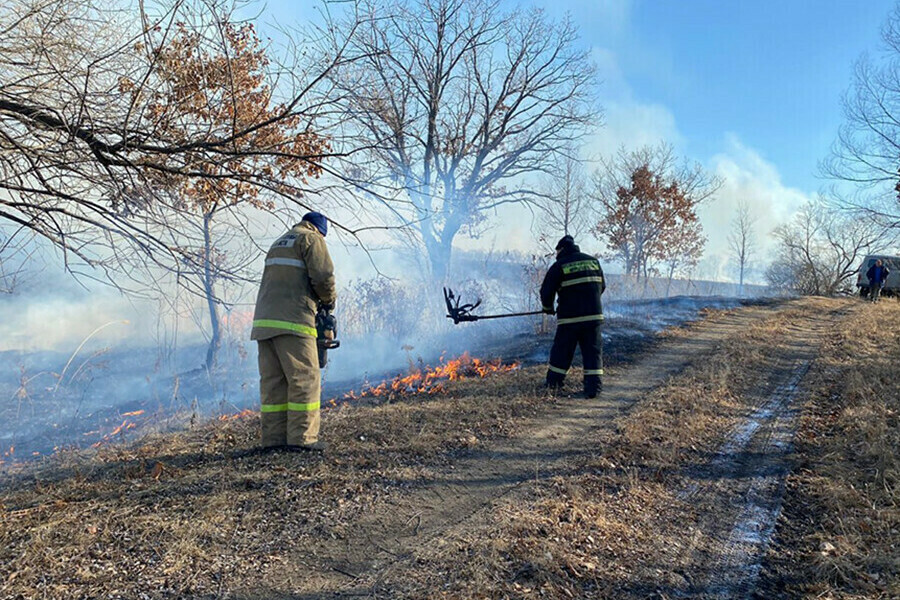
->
[[302, 211, 328, 237]]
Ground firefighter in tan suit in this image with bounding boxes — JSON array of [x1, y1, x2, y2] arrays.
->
[[251, 212, 335, 452]]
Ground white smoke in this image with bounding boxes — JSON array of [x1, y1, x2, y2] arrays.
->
[[701, 135, 816, 279]]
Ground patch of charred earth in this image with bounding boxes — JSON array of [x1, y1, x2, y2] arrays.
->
[[0, 296, 753, 462]]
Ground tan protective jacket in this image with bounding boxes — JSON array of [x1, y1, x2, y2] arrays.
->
[[251, 221, 336, 340]]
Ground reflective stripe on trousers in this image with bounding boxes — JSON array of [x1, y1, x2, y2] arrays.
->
[[556, 314, 604, 325], [258, 334, 321, 446], [260, 401, 321, 412], [546, 321, 603, 396], [548, 365, 604, 377]]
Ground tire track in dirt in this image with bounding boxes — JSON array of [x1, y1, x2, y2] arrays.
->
[[668, 304, 853, 599], [276, 303, 786, 598]]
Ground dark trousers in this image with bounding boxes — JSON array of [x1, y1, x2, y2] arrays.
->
[[546, 322, 603, 396], [870, 281, 883, 302]]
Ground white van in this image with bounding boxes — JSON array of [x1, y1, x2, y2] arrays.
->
[[856, 254, 900, 298]]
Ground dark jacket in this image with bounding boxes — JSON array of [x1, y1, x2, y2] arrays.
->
[[540, 243, 606, 325], [867, 264, 890, 287]]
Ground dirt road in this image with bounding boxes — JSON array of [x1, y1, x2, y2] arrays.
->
[[3, 297, 896, 600], [295, 303, 792, 595], [268, 299, 846, 599]]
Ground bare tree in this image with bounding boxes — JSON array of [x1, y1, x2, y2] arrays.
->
[[821, 5, 900, 224], [0, 226, 39, 294], [322, 0, 597, 282], [727, 199, 757, 296], [766, 200, 895, 295], [592, 144, 719, 282], [662, 217, 705, 297], [534, 147, 591, 250], [0, 0, 364, 294]]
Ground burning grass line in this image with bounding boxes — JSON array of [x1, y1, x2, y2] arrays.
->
[[218, 409, 255, 421], [330, 351, 520, 405]]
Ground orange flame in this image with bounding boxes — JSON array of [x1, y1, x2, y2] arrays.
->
[[336, 352, 518, 403], [218, 409, 255, 421], [122, 410, 145, 417], [90, 417, 138, 449]]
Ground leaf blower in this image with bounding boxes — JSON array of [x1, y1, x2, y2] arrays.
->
[[316, 306, 340, 367]]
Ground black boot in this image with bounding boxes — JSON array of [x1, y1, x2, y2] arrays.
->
[[584, 379, 602, 399]]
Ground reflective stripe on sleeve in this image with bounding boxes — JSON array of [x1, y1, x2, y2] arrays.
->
[[542, 305, 554, 311], [548, 365, 568, 375], [561, 276, 604, 287], [584, 369, 604, 376], [556, 314, 604, 325], [252, 319, 317, 337], [265, 257, 306, 269]]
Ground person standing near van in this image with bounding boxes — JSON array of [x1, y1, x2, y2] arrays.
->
[[866, 259, 890, 303]]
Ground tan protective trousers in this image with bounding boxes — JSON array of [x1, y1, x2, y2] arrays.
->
[[257, 334, 321, 447]]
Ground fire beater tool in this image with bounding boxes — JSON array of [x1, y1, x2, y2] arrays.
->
[[443, 287, 546, 325]]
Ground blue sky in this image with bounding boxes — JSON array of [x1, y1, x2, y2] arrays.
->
[[260, 0, 898, 278], [566, 0, 895, 192]]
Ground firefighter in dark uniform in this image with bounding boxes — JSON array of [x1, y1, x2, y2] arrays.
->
[[540, 235, 606, 398]]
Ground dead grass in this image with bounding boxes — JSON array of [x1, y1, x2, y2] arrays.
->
[[0, 363, 558, 599], [4, 297, 887, 600], [612, 299, 813, 468], [383, 297, 855, 599], [758, 300, 900, 599]]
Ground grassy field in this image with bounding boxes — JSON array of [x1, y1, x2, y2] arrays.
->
[[757, 301, 900, 599], [0, 297, 897, 599]]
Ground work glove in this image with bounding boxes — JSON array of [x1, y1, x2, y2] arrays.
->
[[318, 302, 335, 313]]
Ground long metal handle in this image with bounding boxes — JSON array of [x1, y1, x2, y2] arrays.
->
[[469, 310, 545, 320], [444, 286, 548, 324]]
